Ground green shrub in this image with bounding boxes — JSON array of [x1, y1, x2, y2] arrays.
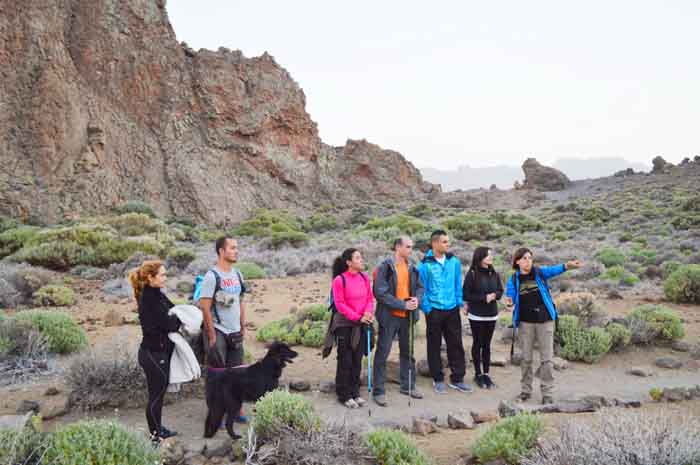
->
[[443, 214, 513, 241], [270, 231, 309, 248], [166, 247, 196, 269], [556, 315, 612, 363], [602, 265, 638, 285], [257, 312, 327, 348], [32, 285, 76, 306], [0, 317, 48, 359], [303, 213, 338, 232], [15, 310, 87, 354], [491, 212, 543, 233], [113, 201, 157, 218], [254, 390, 321, 438], [365, 429, 430, 465], [233, 209, 303, 238], [0, 420, 47, 465], [299, 321, 326, 348], [671, 214, 700, 230], [256, 318, 292, 343], [45, 419, 160, 465], [237, 262, 267, 279], [605, 322, 632, 351], [0, 215, 19, 233], [299, 304, 330, 322], [581, 206, 612, 223], [649, 387, 663, 402], [626, 304, 684, 344], [663, 264, 700, 304], [406, 203, 434, 219], [630, 247, 657, 266], [13, 241, 95, 270], [662, 260, 682, 278], [472, 413, 544, 464], [0, 226, 40, 258], [621, 274, 640, 286], [596, 248, 626, 267], [103, 213, 168, 236]]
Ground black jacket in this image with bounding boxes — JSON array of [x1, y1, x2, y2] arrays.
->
[[138, 285, 181, 352], [462, 266, 503, 318], [373, 257, 425, 325]]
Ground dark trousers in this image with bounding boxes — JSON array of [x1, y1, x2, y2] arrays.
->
[[426, 308, 466, 383], [335, 327, 366, 402], [138, 346, 170, 437], [469, 319, 496, 375], [203, 328, 244, 368], [372, 314, 416, 395]]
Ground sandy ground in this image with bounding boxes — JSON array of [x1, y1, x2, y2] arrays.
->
[[2, 273, 699, 464]]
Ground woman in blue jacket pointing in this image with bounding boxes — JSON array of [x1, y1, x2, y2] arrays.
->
[[505, 248, 582, 404]]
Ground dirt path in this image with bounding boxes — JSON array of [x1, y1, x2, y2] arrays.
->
[[2, 274, 699, 464]]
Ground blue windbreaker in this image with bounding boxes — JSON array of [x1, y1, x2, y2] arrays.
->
[[418, 250, 462, 314]]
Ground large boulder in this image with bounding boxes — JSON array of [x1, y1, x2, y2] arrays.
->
[[521, 158, 571, 191], [651, 156, 673, 174]]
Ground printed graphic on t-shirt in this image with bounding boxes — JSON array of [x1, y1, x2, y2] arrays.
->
[[200, 267, 244, 334]]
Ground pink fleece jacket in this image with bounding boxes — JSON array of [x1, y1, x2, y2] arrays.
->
[[331, 271, 375, 322]]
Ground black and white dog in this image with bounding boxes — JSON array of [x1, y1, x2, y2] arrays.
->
[[204, 341, 299, 439]]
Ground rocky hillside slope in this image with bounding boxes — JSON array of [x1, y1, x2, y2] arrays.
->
[[0, 0, 435, 225]]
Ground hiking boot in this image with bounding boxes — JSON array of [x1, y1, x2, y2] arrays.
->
[[374, 394, 388, 407], [483, 374, 496, 389], [433, 381, 448, 394], [354, 397, 366, 407], [343, 399, 359, 409], [159, 427, 178, 439], [448, 382, 473, 393], [518, 392, 532, 402], [400, 388, 424, 399], [542, 396, 554, 405], [474, 374, 487, 389]]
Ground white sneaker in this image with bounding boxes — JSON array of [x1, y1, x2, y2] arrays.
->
[[344, 399, 359, 409], [354, 397, 366, 407]]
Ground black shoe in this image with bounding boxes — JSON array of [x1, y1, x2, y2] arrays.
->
[[542, 396, 554, 405], [474, 374, 487, 389], [159, 426, 178, 439], [483, 374, 496, 389], [518, 392, 532, 402]]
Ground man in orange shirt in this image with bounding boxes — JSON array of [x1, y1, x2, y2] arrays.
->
[[371, 236, 425, 406]]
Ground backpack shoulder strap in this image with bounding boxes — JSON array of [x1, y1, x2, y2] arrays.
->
[[235, 269, 247, 294], [209, 268, 222, 324]]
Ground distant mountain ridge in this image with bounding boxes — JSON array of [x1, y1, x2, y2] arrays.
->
[[420, 157, 650, 191]]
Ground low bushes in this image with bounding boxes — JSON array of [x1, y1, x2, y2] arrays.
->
[[44, 419, 160, 465], [0, 226, 39, 258], [166, 247, 196, 269], [65, 350, 147, 410], [555, 315, 612, 363], [14, 310, 87, 354], [237, 262, 267, 280], [32, 284, 76, 307], [596, 248, 626, 267], [472, 413, 544, 464], [112, 201, 157, 218], [0, 419, 47, 465], [521, 409, 700, 465], [663, 264, 700, 304], [253, 390, 321, 438], [443, 214, 513, 241], [626, 304, 684, 344], [257, 304, 329, 347], [605, 322, 632, 351], [0, 317, 48, 360], [365, 429, 431, 465]]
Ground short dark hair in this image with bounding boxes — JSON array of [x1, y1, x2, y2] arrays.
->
[[512, 247, 533, 270], [215, 236, 234, 257], [430, 230, 447, 243]]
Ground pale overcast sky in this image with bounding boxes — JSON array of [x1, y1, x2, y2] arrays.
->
[[167, 1, 699, 170]]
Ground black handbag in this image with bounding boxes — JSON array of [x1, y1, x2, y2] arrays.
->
[[224, 331, 244, 351]]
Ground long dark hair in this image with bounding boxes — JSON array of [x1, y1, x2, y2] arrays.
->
[[512, 247, 533, 270], [470, 246, 493, 272], [332, 248, 359, 278]]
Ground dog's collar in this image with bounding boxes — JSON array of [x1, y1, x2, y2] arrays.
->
[[207, 364, 251, 372]]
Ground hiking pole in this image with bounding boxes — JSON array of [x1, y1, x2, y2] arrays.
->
[[408, 312, 414, 408], [367, 324, 372, 417]]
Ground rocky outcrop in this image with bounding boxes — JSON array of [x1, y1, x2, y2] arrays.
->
[[0, 0, 436, 224], [521, 158, 571, 191], [651, 156, 674, 174]]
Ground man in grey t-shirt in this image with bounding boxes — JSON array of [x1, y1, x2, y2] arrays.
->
[[199, 236, 247, 368]]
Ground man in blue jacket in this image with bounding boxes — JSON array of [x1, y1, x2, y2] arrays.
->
[[505, 247, 582, 404], [419, 230, 471, 394]]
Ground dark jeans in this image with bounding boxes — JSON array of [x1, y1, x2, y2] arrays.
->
[[335, 326, 366, 402], [372, 314, 416, 395], [469, 319, 496, 375], [426, 308, 465, 383], [138, 346, 170, 437]]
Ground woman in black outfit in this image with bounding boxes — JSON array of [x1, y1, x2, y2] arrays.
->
[[462, 247, 503, 389], [129, 260, 181, 442]]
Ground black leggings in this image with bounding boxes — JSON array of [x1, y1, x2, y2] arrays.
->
[[138, 346, 170, 437], [469, 319, 496, 376]]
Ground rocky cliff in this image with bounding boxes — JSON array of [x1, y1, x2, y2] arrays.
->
[[0, 0, 435, 224]]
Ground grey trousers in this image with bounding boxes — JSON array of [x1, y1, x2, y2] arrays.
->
[[372, 315, 416, 396], [203, 328, 244, 368], [519, 321, 555, 396]]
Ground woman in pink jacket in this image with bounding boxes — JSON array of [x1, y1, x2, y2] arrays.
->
[[330, 248, 375, 409]]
